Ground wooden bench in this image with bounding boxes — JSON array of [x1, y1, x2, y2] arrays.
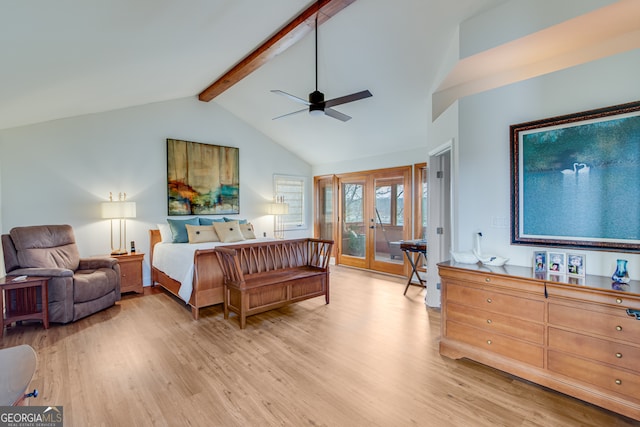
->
[[214, 238, 333, 329]]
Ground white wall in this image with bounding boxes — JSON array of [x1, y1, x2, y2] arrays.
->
[[0, 97, 312, 284], [312, 146, 426, 177], [459, 0, 617, 58], [457, 48, 640, 278]]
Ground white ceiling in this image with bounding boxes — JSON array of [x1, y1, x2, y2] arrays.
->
[[0, 0, 507, 166]]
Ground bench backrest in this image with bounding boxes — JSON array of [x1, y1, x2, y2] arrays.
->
[[215, 238, 333, 284]]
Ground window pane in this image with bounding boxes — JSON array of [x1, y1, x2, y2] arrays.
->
[[375, 185, 391, 224], [396, 184, 404, 226], [344, 184, 363, 222], [274, 175, 307, 230]]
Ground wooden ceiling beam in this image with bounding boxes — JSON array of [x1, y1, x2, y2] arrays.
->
[[198, 0, 356, 102]]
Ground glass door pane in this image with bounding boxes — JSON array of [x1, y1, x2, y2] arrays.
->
[[374, 178, 405, 265], [341, 181, 366, 260], [315, 176, 334, 241]]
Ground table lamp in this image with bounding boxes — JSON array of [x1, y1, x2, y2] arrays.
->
[[101, 192, 136, 255], [267, 197, 289, 239]]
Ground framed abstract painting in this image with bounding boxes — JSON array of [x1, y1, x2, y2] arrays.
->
[[167, 139, 239, 215], [510, 101, 640, 252]]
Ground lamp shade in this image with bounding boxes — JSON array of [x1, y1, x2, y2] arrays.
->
[[267, 203, 289, 215], [102, 201, 136, 219]]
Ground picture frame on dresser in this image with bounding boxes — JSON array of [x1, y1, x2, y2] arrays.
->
[[533, 251, 546, 273], [510, 100, 640, 252], [547, 251, 566, 274], [567, 253, 586, 277]]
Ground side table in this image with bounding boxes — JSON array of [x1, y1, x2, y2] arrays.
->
[[0, 276, 50, 336], [400, 240, 427, 295], [110, 252, 144, 294]]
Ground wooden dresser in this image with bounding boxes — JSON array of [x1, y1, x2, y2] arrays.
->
[[438, 261, 640, 421]]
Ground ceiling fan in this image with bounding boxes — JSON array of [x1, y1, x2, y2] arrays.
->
[[271, 9, 372, 122]]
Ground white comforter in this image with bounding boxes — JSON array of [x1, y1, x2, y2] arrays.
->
[[152, 238, 274, 302]]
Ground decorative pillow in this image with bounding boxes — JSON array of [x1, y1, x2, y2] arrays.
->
[[167, 217, 199, 243], [199, 217, 225, 226], [185, 224, 219, 243], [157, 223, 173, 243], [223, 217, 248, 224], [239, 223, 256, 239], [213, 221, 246, 243]]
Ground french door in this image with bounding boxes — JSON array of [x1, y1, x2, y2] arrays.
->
[[336, 167, 411, 275]]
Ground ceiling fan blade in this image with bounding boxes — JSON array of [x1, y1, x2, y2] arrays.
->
[[271, 90, 310, 106], [324, 108, 351, 122], [324, 90, 372, 108], [272, 108, 308, 120]]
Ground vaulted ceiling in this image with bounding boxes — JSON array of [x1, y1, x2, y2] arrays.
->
[[0, 0, 507, 165]]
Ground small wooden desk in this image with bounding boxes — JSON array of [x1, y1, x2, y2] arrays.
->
[[0, 276, 50, 335], [400, 240, 427, 295]]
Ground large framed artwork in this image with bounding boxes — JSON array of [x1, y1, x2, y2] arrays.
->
[[167, 139, 239, 215], [510, 101, 640, 252]]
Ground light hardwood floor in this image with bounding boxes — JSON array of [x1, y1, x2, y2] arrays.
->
[[1, 266, 638, 426]]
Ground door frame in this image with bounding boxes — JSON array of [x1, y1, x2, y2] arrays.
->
[[426, 139, 455, 307], [335, 166, 412, 275]]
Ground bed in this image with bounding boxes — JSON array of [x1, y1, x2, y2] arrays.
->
[[150, 229, 277, 319]]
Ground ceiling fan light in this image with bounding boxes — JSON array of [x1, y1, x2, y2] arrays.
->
[[309, 108, 324, 117]]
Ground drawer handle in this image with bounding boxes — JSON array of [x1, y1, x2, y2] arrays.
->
[[486, 298, 492, 303], [616, 298, 623, 304], [486, 340, 492, 345], [486, 319, 492, 324], [616, 325, 623, 332], [615, 379, 622, 385], [615, 353, 623, 359], [485, 278, 491, 283]]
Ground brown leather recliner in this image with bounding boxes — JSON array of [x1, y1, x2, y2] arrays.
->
[[2, 224, 121, 323]]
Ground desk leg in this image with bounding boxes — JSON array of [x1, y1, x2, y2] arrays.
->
[[403, 252, 426, 295]]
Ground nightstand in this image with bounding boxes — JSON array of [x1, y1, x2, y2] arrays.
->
[[111, 253, 144, 294]]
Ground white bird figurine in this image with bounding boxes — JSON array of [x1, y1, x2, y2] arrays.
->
[[472, 232, 509, 267]]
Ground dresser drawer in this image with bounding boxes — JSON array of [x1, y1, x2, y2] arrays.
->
[[448, 302, 544, 344], [548, 284, 640, 310], [446, 283, 544, 323], [440, 268, 538, 290], [548, 302, 640, 344], [446, 320, 543, 367], [548, 350, 640, 404], [548, 327, 640, 372]]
